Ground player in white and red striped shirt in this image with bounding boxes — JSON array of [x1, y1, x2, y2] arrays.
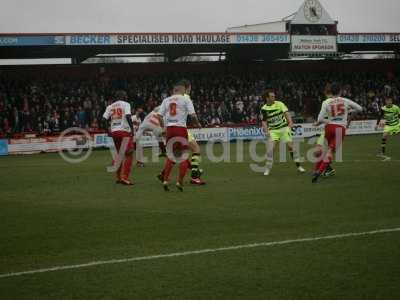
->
[[135, 106, 166, 156], [157, 81, 201, 191], [103, 90, 135, 185], [312, 83, 363, 183]]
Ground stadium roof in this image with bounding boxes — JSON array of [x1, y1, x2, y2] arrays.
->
[[0, 32, 399, 63], [227, 0, 336, 32], [291, 0, 335, 25], [0, 1, 399, 63]]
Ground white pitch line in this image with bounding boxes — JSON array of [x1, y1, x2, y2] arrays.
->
[[1, 227, 399, 279], [348, 160, 400, 163]]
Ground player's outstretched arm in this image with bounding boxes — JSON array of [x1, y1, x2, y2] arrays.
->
[[156, 114, 164, 129], [261, 121, 269, 135], [376, 109, 384, 129], [348, 99, 363, 113], [260, 109, 269, 134], [102, 108, 111, 131], [315, 103, 327, 126], [284, 112, 294, 128], [126, 114, 134, 136], [347, 113, 354, 129]]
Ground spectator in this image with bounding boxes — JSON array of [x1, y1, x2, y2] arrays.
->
[[0, 69, 398, 135]]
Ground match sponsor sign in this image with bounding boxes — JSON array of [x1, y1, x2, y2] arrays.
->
[[189, 128, 228, 142], [227, 124, 321, 141], [136, 134, 159, 148], [291, 121, 381, 137], [228, 126, 265, 141], [7, 135, 90, 155], [229, 121, 381, 141], [291, 35, 337, 53], [3, 121, 382, 155], [8, 138, 76, 155], [3, 33, 400, 47], [291, 124, 324, 138], [93, 134, 114, 148], [0, 36, 65, 46], [347, 120, 380, 135], [65, 33, 289, 46], [338, 33, 400, 44], [94, 128, 228, 149], [0, 139, 8, 155], [94, 133, 160, 148]]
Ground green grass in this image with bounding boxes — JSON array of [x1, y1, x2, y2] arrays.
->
[[0, 135, 399, 299]]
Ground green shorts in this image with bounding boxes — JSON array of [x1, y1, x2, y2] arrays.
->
[[269, 127, 293, 143], [316, 132, 325, 146], [188, 131, 195, 143], [384, 123, 400, 136]]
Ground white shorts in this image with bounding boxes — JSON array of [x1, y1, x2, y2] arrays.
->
[[136, 123, 163, 141]]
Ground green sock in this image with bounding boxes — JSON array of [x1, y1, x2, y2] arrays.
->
[[191, 153, 201, 178], [290, 151, 300, 168], [381, 138, 387, 154]]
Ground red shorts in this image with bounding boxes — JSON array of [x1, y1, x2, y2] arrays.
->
[[325, 124, 346, 151], [111, 131, 135, 154], [166, 126, 189, 151]]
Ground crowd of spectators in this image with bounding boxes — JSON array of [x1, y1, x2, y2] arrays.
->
[[0, 69, 398, 137]]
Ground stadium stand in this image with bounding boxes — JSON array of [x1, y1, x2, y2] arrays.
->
[[0, 60, 398, 137]]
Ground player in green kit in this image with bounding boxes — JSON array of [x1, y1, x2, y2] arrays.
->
[[376, 95, 400, 161], [261, 89, 306, 176], [182, 79, 206, 185]]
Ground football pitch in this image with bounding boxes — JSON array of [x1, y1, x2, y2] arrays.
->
[[0, 135, 399, 299]]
